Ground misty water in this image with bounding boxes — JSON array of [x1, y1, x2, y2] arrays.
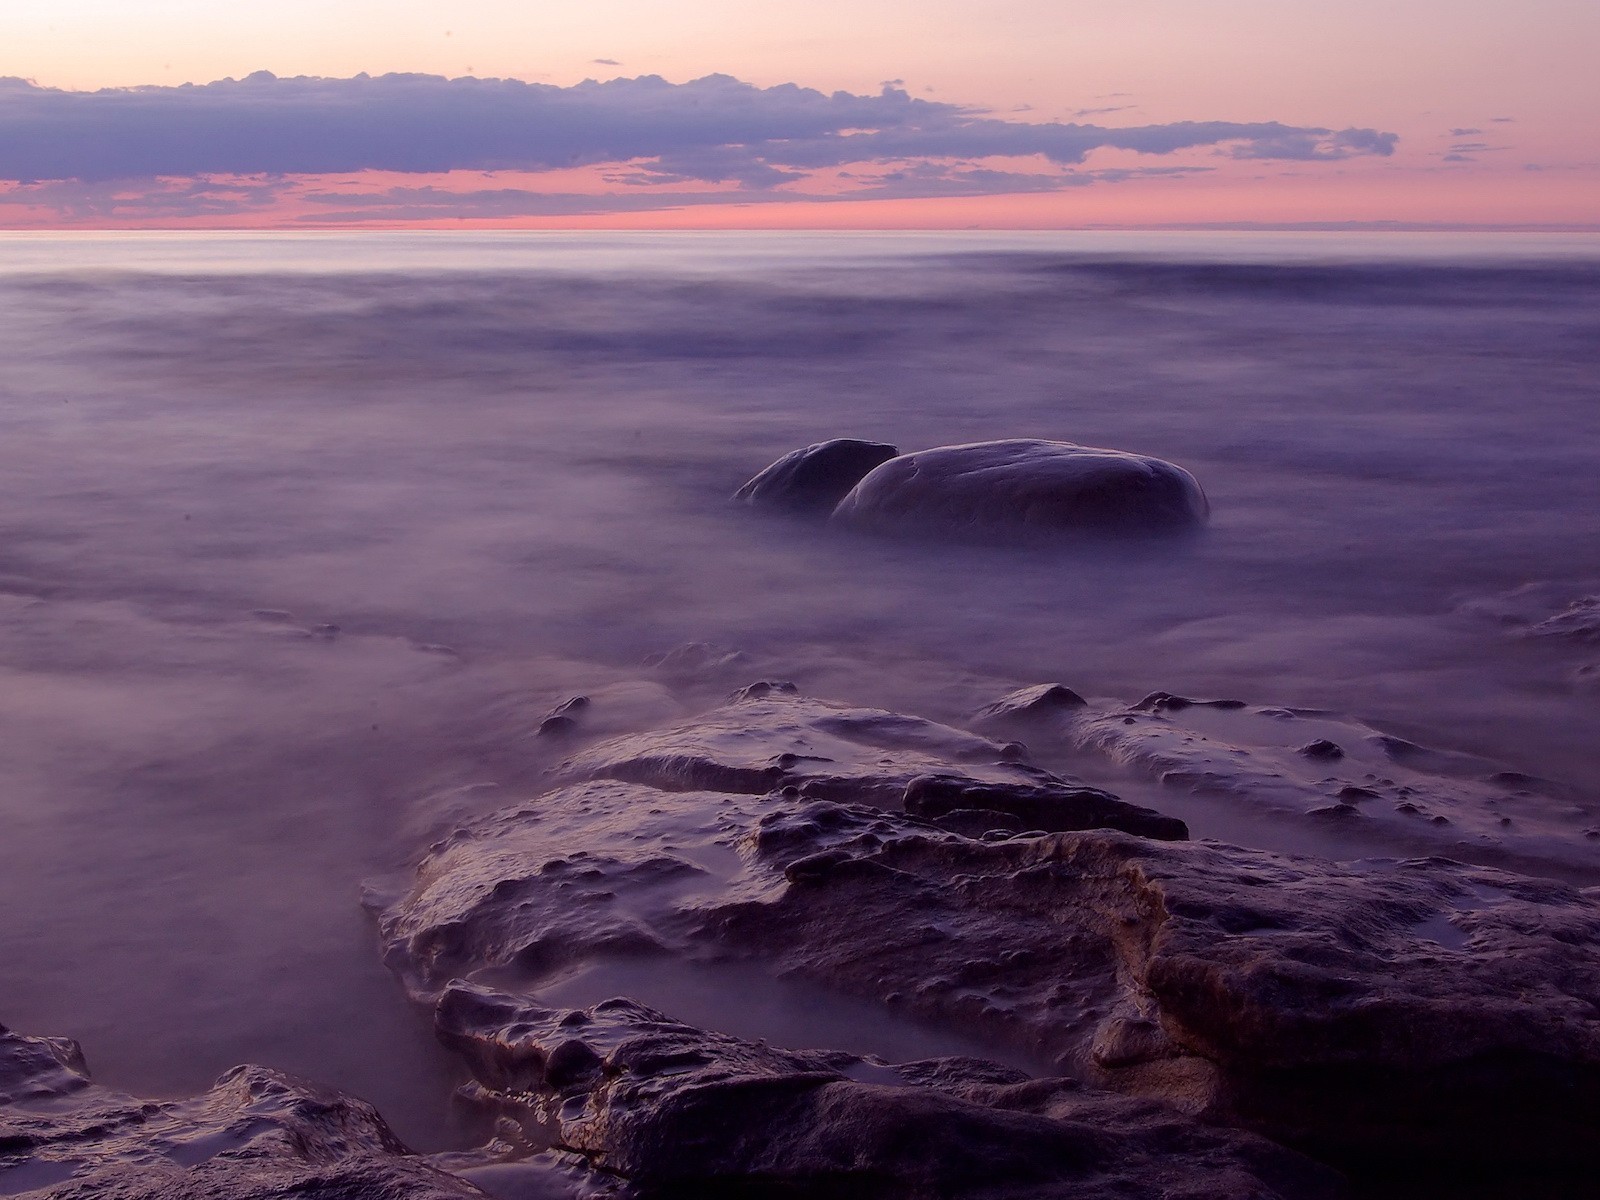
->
[[1, 230, 1597, 1150]]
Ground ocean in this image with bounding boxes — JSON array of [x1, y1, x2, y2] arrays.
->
[[1, 229, 1596, 1149]]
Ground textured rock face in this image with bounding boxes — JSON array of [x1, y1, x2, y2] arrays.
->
[[713, 813, 1600, 1166], [559, 691, 1049, 805], [733, 438, 900, 514], [830, 439, 1209, 537], [974, 682, 1600, 876], [430, 985, 1346, 1200], [0, 1024, 483, 1199], [373, 689, 1600, 1173]]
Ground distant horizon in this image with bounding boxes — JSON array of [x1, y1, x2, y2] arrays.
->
[[5, 4, 1596, 230]]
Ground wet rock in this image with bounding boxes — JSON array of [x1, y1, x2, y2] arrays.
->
[[431, 986, 1345, 1199], [980, 686, 1600, 875], [831, 439, 1208, 538], [1305, 802, 1360, 819], [1134, 692, 1247, 713], [382, 745, 1600, 1175], [734, 438, 900, 514], [0, 1023, 482, 1198], [903, 773, 1188, 840], [708, 814, 1600, 1169], [1299, 739, 1344, 760], [728, 679, 799, 702], [377, 689, 1600, 1181], [557, 691, 1046, 806], [972, 683, 1087, 730], [369, 780, 720, 995], [537, 696, 590, 739]]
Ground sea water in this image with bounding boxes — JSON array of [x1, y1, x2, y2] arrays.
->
[[0, 230, 1596, 1147]]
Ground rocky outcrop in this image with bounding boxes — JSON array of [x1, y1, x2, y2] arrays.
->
[[430, 985, 1346, 1200], [0, 1023, 484, 1198], [710, 809, 1600, 1167], [734, 439, 899, 514], [973, 682, 1600, 875], [830, 439, 1208, 537], [557, 692, 1041, 806], [374, 688, 1600, 1173], [553, 691, 1183, 835]]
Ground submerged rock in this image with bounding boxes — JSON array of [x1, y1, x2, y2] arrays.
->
[[733, 438, 900, 514], [831, 439, 1208, 537], [431, 985, 1346, 1200], [0, 1023, 482, 1198]]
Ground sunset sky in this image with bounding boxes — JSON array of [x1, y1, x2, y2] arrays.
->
[[2, 0, 1596, 229]]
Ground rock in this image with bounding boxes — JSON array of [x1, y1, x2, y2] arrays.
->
[[903, 773, 1188, 840], [972, 683, 1088, 730], [734, 439, 900, 514], [429, 985, 1346, 1200], [1298, 739, 1344, 760], [0, 1023, 483, 1198], [727, 679, 799, 702], [1134, 692, 1246, 713], [370, 779, 722, 995], [536, 696, 589, 739], [556, 690, 1050, 807], [375, 690, 1600, 1181], [976, 685, 1600, 876], [830, 439, 1208, 538], [708, 811, 1600, 1169]]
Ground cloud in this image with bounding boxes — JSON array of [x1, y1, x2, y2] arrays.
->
[[0, 71, 1396, 189], [1448, 127, 1481, 136], [592, 59, 621, 66]]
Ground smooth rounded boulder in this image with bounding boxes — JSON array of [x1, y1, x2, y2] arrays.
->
[[734, 438, 899, 514], [831, 439, 1208, 536]]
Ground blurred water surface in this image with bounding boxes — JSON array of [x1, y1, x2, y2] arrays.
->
[[0, 230, 1597, 1147]]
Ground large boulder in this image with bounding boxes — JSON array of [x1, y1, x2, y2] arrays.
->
[[831, 439, 1208, 537], [734, 438, 899, 514], [0, 1023, 483, 1199], [430, 985, 1346, 1200]]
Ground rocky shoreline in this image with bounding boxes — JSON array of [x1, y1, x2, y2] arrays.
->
[[4, 441, 1597, 1197], [6, 675, 1597, 1198]]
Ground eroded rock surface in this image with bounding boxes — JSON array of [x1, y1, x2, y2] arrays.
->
[[553, 691, 1183, 836], [430, 985, 1345, 1200], [975, 683, 1600, 876], [0, 1023, 484, 1198], [557, 692, 1043, 806], [375, 688, 1600, 1172], [734, 438, 900, 514], [831, 439, 1208, 537], [709, 811, 1600, 1166]]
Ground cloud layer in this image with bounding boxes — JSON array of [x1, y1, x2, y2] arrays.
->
[[0, 71, 1395, 190]]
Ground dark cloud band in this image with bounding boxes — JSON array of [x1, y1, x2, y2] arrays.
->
[[0, 71, 1396, 187]]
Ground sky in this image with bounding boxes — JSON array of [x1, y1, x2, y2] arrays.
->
[[1, 0, 1596, 229]]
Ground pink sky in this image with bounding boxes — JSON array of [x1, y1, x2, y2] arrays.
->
[[3, 0, 1596, 229]]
